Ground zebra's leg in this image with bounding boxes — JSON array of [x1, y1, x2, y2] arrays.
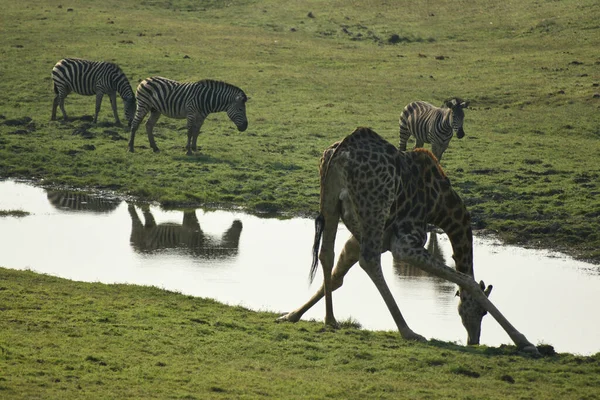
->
[[187, 123, 201, 156], [398, 127, 410, 151], [108, 92, 122, 126], [51, 92, 60, 121], [141, 205, 157, 228], [191, 116, 205, 153], [56, 91, 69, 121], [145, 110, 162, 153], [128, 107, 149, 152], [94, 92, 104, 124], [413, 138, 424, 150], [278, 235, 360, 323]]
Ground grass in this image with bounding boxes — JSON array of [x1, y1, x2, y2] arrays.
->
[[0, 1, 599, 397], [1, 267, 599, 399], [0, 0, 599, 261], [0, 210, 29, 217]]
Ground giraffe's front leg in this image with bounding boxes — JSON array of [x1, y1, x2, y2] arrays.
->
[[391, 239, 539, 355], [360, 254, 426, 342], [278, 236, 360, 323]]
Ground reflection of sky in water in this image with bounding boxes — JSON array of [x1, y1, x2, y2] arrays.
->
[[0, 180, 598, 355]]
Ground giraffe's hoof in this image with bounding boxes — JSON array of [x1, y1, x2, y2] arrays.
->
[[521, 345, 542, 358], [403, 331, 427, 342], [325, 319, 340, 330], [276, 312, 300, 323]]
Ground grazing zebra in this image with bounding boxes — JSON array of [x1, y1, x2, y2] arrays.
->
[[128, 204, 243, 258], [128, 76, 248, 155], [51, 58, 136, 126], [46, 190, 121, 213], [398, 98, 469, 161]]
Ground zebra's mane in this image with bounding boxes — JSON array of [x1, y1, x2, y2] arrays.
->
[[412, 148, 447, 178], [441, 97, 465, 108], [197, 79, 244, 90]]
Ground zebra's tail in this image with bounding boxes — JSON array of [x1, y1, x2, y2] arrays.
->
[[398, 106, 411, 150], [51, 76, 57, 95], [308, 213, 325, 284]]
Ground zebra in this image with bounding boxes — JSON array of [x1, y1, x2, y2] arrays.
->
[[46, 190, 121, 213], [128, 204, 243, 258], [128, 76, 248, 155], [398, 98, 469, 161], [51, 58, 136, 126]]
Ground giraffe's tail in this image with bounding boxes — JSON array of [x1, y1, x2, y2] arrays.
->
[[309, 213, 325, 284]]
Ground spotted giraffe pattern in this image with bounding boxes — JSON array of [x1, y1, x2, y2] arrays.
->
[[279, 127, 538, 354]]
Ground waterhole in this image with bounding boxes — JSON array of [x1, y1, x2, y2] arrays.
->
[[0, 180, 598, 355]]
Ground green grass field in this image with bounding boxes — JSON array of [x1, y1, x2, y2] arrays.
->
[[2, 268, 599, 400], [0, 0, 598, 261], [1, 0, 600, 397]]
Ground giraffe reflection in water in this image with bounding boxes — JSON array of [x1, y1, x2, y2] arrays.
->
[[128, 204, 243, 258], [47, 190, 121, 213], [393, 231, 456, 294]]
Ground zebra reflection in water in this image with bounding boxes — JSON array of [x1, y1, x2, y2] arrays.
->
[[393, 231, 456, 294], [47, 190, 121, 213], [128, 204, 243, 258]]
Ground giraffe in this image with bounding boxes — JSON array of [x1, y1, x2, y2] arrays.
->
[[278, 127, 539, 354]]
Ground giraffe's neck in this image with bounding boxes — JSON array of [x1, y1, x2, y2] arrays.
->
[[430, 194, 474, 277], [446, 224, 474, 278]]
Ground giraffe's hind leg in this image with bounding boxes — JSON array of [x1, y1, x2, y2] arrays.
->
[[318, 213, 340, 328], [278, 235, 360, 323]]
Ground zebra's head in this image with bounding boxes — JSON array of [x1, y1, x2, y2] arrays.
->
[[123, 96, 137, 127], [226, 92, 248, 132], [443, 98, 469, 139]]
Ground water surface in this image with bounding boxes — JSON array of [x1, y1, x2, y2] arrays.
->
[[1, 180, 598, 355]]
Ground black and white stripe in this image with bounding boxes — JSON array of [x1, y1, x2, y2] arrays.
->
[[128, 76, 248, 154], [47, 191, 121, 213], [51, 58, 136, 125], [128, 204, 243, 257], [398, 98, 468, 161]]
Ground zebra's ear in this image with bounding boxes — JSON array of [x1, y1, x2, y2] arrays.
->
[[445, 98, 458, 108], [461, 100, 469, 108]]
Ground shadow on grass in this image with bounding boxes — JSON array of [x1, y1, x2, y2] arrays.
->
[[173, 153, 235, 166], [426, 339, 556, 358]]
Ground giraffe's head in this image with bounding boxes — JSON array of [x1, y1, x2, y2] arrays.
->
[[458, 281, 493, 345], [443, 98, 469, 139]]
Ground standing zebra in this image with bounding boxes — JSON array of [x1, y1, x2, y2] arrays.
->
[[51, 58, 136, 126], [398, 98, 469, 161], [128, 77, 248, 155]]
